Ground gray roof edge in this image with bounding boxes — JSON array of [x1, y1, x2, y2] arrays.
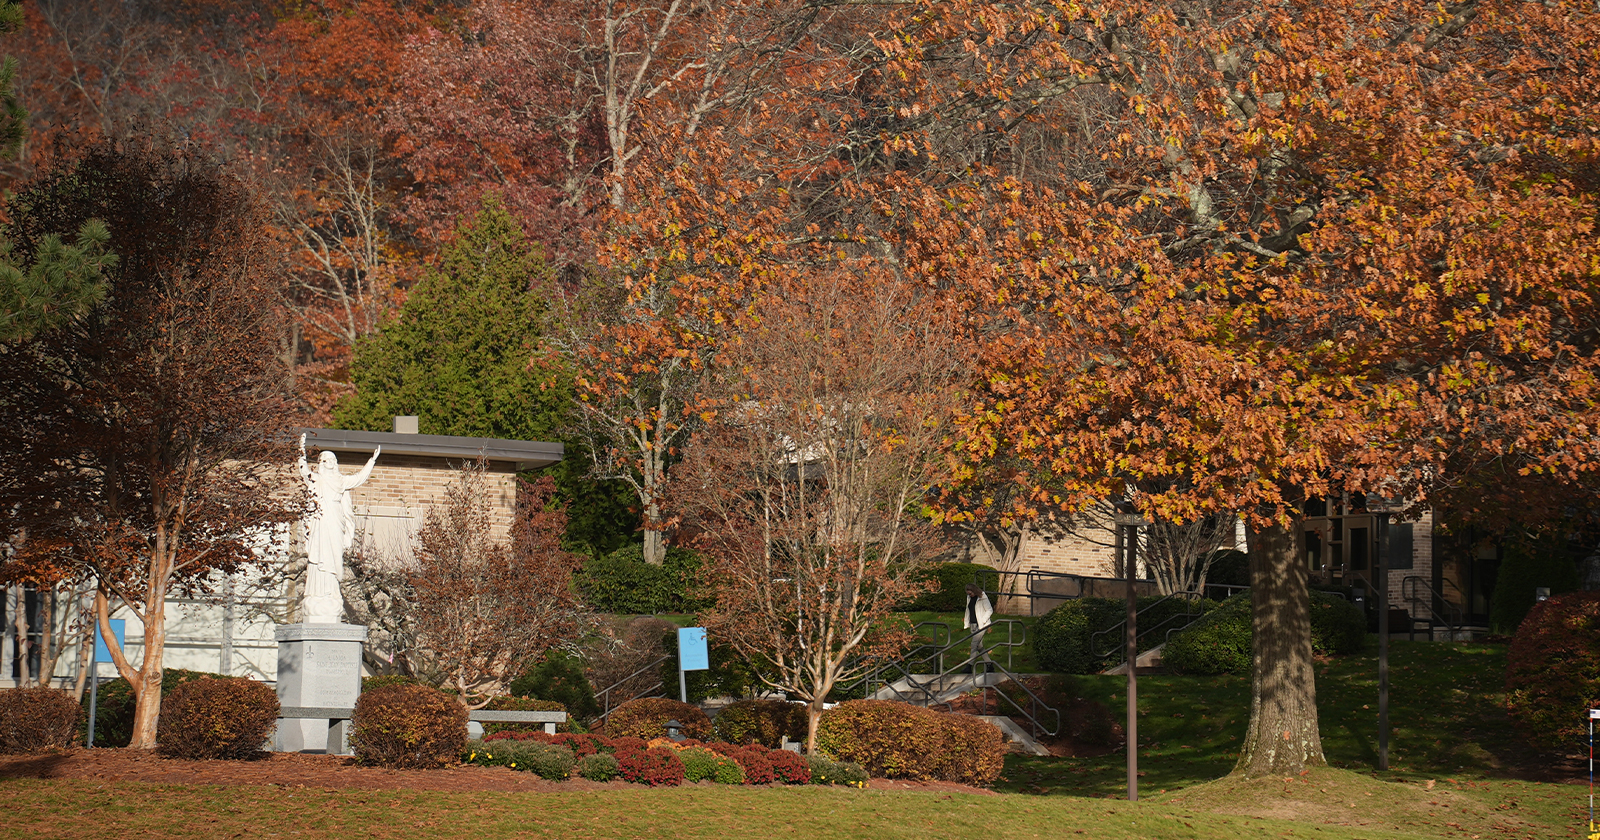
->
[[300, 427, 564, 464]]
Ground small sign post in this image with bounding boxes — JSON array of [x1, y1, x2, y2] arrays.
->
[[1587, 707, 1600, 838], [677, 627, 709, 703], [87, 619, 125, 748]]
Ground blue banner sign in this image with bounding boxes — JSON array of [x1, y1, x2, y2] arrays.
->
[[95, 619, 125, 664], [678, 627, 709, 672]]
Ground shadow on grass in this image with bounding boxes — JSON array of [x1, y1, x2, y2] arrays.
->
[[994, 640, 1545, 798]]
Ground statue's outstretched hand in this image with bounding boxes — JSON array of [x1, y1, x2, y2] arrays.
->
[[372, 445, 382, 460], [300, 432, 307, 452]]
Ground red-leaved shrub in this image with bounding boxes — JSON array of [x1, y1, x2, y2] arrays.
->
[[350, 684, 466, 768], [731, 745, 775, 784], [1507, 591, 1600, 752], [616, 745, 685, 786], [767, 747, 812, 784]]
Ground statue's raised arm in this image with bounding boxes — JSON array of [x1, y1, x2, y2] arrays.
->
[[343, 446, 381, 490], [297, 433, 312, 482]]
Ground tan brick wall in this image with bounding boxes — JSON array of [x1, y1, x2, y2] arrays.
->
[[1019, 528, 1119, 579]]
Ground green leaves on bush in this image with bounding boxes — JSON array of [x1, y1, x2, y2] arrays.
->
[[576, 751, 621, 781], [463, 738, 575, 779], [1162, 590, 1367, 675], [0, 687, 80, 753], [806, 753, 869, 787], [679, 745, 746, 783], [156, 677, 279, 760], [1033, 596, 1219, 674], [351, 684, 466, 769], [576, 544, 707, 614], [509, 651, 599, 721], [1506, 591, 1600, 752], [814, 699, 1005, 785], [85, 668, 223, 748]]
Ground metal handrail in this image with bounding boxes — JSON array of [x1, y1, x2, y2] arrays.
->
[[1400, 576, 1465, 641], [593, 654, 671, 723], [861, 622, 1060, 738], [1090, 589, 1213, 667]]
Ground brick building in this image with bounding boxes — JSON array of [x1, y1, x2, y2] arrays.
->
[[1, 421, 562, 688]]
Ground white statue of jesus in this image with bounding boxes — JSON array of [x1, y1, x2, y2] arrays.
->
[[298, 433, 380, 624]]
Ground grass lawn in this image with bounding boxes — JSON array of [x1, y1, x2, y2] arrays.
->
[[5, 639, 1583, 840]]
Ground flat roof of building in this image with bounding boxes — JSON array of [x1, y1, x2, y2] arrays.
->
[[301, 427, 563, 469]]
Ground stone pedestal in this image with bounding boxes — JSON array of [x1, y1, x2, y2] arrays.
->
[[274, 623, 366, 752]]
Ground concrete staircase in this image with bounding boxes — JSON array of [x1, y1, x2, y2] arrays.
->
[[1100, 642, 1167, 675], [870, 671, 1006, 707]]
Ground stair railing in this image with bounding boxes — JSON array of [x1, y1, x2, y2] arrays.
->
[[1089, 589, 1213, 669], [593, 654, 670, 725], [1400, 576, 1466, 641]]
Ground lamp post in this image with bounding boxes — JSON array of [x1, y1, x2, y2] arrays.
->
[[1115, 510, 1146, 802]]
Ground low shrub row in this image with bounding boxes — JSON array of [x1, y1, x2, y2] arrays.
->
[[603, 696, 713, 741], [1161, 590, 1366, 675], [1033, 596, 1221, 674], [813, 699, 1005, 785], [712, 698, 809, 747], [474, 730, 858, 786]]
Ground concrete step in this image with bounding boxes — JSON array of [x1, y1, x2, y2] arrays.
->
[[1101, 643, 1166, 675], [975, 715, 1051, 756]]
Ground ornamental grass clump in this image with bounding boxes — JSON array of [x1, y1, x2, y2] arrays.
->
[[350, 684, 465, 769], [156, 677, 279, 760], [0, 687, 80, 753]]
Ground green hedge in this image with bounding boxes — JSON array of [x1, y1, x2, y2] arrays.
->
[[85, 668, 224, 747], [576, 544, 708, 614], [1162, 590, 1367, 675], [1033, 596, 1219, 674], [509, 651, 600, 720], [900, 562, 998, 612]]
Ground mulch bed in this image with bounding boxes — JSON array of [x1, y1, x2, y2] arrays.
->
[[0, 749, 995, 796]]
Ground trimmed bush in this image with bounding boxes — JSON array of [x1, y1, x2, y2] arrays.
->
[[360, 674, 419, 693], [814, 699, 1005, 785], [577, 751, 621, 781], [1034, 596, 1221, 674], [767, 747, 812, 784], [463, 738, 574, 779], [156, 677, 278, 760], [729, 745, 775, 784], [901, 562, 996, 611], [1507, 591, 1600, 753], [508, 651, 600, 721], [807, 753, 869, 787], [616, 745, 685, 786], [0, 687, 81, 753], [679, 745, 745, 783], [87, 668, 223, 747], [576, 544, 708, 614], [714, 698, 808, 747], [604, 697, 712, 741], [1163, 590, 1367, 675], [350, 684, 466, 768]]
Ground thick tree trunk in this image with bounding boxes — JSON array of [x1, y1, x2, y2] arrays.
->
[[805, 697, 823, 755], [1234, 517, 1326, 777]]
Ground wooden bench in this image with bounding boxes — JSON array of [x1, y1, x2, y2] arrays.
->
[[279, 707, 567, 756]]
